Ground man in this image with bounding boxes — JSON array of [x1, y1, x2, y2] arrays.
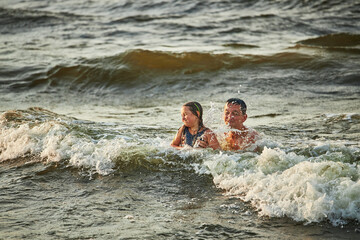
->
[[222, 98, 259, 151]]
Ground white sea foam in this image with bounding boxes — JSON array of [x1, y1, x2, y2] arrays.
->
[[204, 146, 360, 226], [0, 119, 131, 175], [324, 113, 360, 122], [0, 123, 37, 161]]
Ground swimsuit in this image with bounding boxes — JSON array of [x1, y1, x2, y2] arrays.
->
[[180, 126, 207, 147]]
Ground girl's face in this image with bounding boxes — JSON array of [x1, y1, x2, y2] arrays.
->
[[181, 106, 199, 127]]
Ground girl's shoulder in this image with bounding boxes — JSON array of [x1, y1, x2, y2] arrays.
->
[[178, 125, 187, 132], [202, 127, 216, 136]]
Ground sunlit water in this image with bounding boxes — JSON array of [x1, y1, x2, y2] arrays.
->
[[1, 0, 360, 239]]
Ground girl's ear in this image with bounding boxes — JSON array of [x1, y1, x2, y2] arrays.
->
[[196, 111, 200, 118]]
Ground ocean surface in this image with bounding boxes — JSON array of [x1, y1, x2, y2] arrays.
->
[[1, 0, 360, 239]]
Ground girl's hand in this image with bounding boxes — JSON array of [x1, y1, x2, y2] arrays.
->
[[171, 125, 186, 148], [198, 138, 208, 148]]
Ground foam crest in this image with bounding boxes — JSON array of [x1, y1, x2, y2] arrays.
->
[[207, 146, 360, 226], [202, 151, 258, 177], [324, 113, 360, 123], [0, 116, 133, 175], [257, 147, 306, 174], [0, 123, 37, 161], [68, 138, 128, 175]]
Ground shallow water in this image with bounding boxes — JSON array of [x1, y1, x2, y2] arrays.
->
[[1, 159, 359, 240], [1, 0, 360, 239]]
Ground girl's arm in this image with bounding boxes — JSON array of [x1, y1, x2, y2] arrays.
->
[[199, 130, 221, 150], [171, 125, 185, 149]]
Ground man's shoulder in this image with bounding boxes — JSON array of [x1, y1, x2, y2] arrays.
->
[[247, 127, 260, 141]]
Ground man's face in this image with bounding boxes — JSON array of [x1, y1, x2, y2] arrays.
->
[[223, 103, 247, 129]]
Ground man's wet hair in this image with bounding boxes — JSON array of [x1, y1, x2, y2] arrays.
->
[[226, 98, 247, 115]]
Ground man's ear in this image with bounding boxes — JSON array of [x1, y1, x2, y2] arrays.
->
[[243, 114, 248, 122]]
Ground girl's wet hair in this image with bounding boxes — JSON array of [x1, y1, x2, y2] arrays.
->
[[226, 98, 247, 115], [183, 101, 204, 127]]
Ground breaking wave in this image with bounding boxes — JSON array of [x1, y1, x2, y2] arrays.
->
[[1, 108, 359, 226]]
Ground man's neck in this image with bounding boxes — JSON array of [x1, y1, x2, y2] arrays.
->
[[231, 124, 246, 131], [229, 125, 247, 136]]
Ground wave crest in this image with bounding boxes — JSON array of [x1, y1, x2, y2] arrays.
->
[[297, 33, 360, 48], [43, 49, 320, 90], [3, 48, 349, 93]]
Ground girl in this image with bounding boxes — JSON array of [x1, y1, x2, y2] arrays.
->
[[171, 102, 220, 150]]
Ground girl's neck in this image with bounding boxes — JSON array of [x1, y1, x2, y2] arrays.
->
[[189, 123, 200, 134]]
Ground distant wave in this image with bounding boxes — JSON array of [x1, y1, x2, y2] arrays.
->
[[298, 33, 360, 47], [48, 48, 356, 76], [289, 33, 360, 58], [223, 43, 259, 49], [0, 7, 93, 34], [6, 50, 317, 88], [2, 47, 357, 94]]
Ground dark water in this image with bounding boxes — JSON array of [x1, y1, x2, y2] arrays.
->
[[1, 0, 360, 239]]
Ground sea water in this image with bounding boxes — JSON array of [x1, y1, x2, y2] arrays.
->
[[1, 0, 359, 239]]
